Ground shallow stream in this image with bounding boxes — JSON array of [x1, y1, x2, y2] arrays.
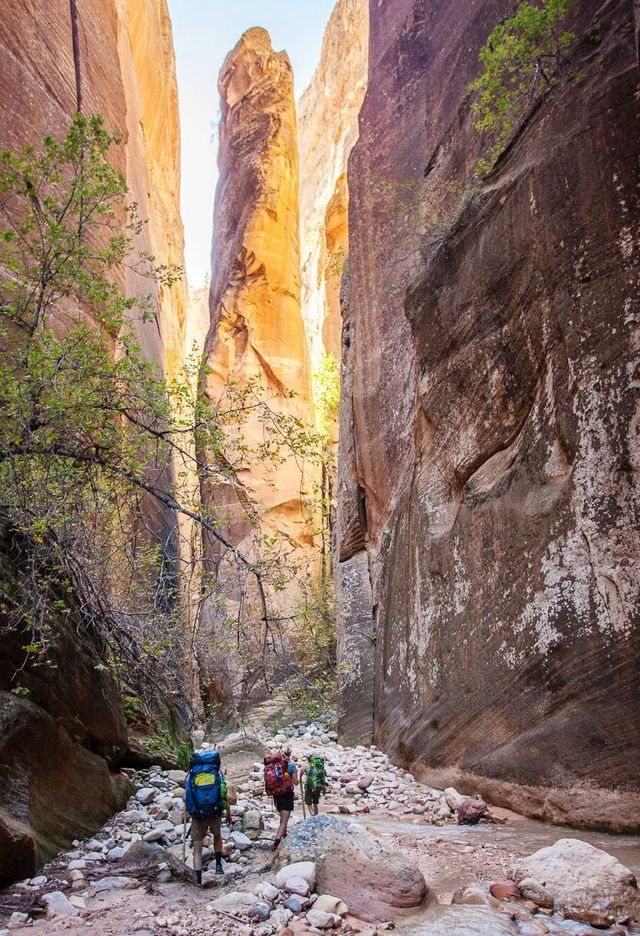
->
[[360, 814, 640, 935]]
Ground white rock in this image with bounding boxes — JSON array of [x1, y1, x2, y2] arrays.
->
[[68, 895, 86, 910], [135, 788, 156, 805], [284, 876, 310, 897], [270, 908, 293, 928], [275, 861, 316, 890], [254, 882, 280, 902], [67, 858, 86, 871], [306, 909, 342, 929], [313, 895, 349, 916], [143, 829, 165, 842], [88, 876, 138, 896], [167, 769, 187, 786], [230, 831, 252, 851], [444, 787, 465, 810], [43, 891, 79, 918], [513, 838, 640, 917], [8, 913, 29, 926], [210, 891, 259, 912], [29, 875, 47, 887], [107, 846, 127, 860]]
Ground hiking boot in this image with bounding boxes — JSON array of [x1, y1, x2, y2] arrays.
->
[[215, 860, 224, 875], [271, 838, 281, 852], [195, 869, 203, 887]]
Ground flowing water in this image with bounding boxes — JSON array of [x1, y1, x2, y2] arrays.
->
[[359, 814, 640, 935]]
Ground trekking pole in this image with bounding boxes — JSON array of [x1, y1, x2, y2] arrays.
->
[[182, 803, 187, 863], [300, 776, 307, 820]]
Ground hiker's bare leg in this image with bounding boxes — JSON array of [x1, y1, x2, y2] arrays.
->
[[310, 801, 319, 816], [212, 817, 222, 853], [277, 809, 291, 839], [193, 838, 203, 872]]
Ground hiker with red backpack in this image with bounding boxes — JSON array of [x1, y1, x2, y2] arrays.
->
[[185, 750, 232, 884], [263, 747, 298, 851]]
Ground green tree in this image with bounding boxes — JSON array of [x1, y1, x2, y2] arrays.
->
[[469, 0, 576, 174], [0, 114, 322, 716]]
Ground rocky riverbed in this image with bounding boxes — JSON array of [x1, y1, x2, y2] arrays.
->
[[1, 717, 639, 936]]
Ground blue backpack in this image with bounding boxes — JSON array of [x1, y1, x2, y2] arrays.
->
[[186, 751, 225, 819]]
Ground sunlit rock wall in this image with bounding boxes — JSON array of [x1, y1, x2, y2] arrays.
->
[[202, 28, 314, 556], [338, 0, 640, 830], [298, 0, 368, 367]]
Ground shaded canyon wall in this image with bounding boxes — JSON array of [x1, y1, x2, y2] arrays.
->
[[337, 0, 640, 831], [0, 0, 187, 875]]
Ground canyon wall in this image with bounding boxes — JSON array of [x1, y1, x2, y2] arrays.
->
[[0, 0, 186, 874], [202, 27, 313, 553], [298, 0, 368, 366], [337, 0, 640, 830]]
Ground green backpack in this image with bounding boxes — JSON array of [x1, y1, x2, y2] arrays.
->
[[306, 755, 326, 794]]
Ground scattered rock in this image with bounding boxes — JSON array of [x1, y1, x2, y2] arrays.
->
[[210, 891, 260, 912], [313, 895, 349, 916], [248, 903, 271, 922], [306, 909, 342, 929], [135, 788, 156, 805], [284, 875, 312, 896], [275, 861, 317, 890], [490, 880, 520, 900], [255, 881, 280, 903], [167, 770, 187, 786], [518, 878, 554, 908], [88, 875, 138, 896], [42, 891, 79, 918], [513, 838, 640, 919]]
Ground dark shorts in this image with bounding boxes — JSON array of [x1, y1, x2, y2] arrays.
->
[[274, 791, 295, 812], [304, 788, 321, 806]]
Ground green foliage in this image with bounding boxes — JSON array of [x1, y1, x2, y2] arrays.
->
[[469, 0, 576, 174], [278, 576, 338, 718], [122, 694, 143, 723], [312, 353, 340, 439], [0, 113, 327, 713]]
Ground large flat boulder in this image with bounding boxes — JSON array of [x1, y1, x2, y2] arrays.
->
[[513, 838, 640, 921], [273, 814, 431, 921]]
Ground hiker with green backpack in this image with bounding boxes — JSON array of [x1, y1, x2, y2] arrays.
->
[[301, 751, 327, 816]]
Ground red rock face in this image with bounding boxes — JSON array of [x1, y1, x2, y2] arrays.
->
[[338, 0, 640, 829]]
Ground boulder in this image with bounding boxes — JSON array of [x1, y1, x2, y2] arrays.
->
[[210, 891, 260, 912], [513, 838, 640, 920], [167, 770, 187, 786], [306, 909, 342, 929], [248, 903, 271, 922], [275, 861, 316, 890], [255, 881, 280, 903], [88, 876, 138, 896], [272, 815, 430, 921], [518, 878, 554, 908], [284, 876, 311, 897], [490, 881, 520, 900], [42, 891, 79, 918], [313, 895, 349, 916]]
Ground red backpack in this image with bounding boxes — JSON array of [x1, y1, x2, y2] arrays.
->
[[264, 753, 294, 797]]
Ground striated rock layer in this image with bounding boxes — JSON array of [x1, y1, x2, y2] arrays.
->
[[299, 0, 368, 366], [337, 0, 640, 829]]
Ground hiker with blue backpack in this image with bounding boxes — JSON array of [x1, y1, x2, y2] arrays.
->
[[185, 750, 231, 884], [301, 751, 327, 816]]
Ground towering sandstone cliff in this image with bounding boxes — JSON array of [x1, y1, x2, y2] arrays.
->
[[202, 28, 313, 553], [298, 0, 368, 366], [337, 0, 640, 830], [0, 0, 186, 877]]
